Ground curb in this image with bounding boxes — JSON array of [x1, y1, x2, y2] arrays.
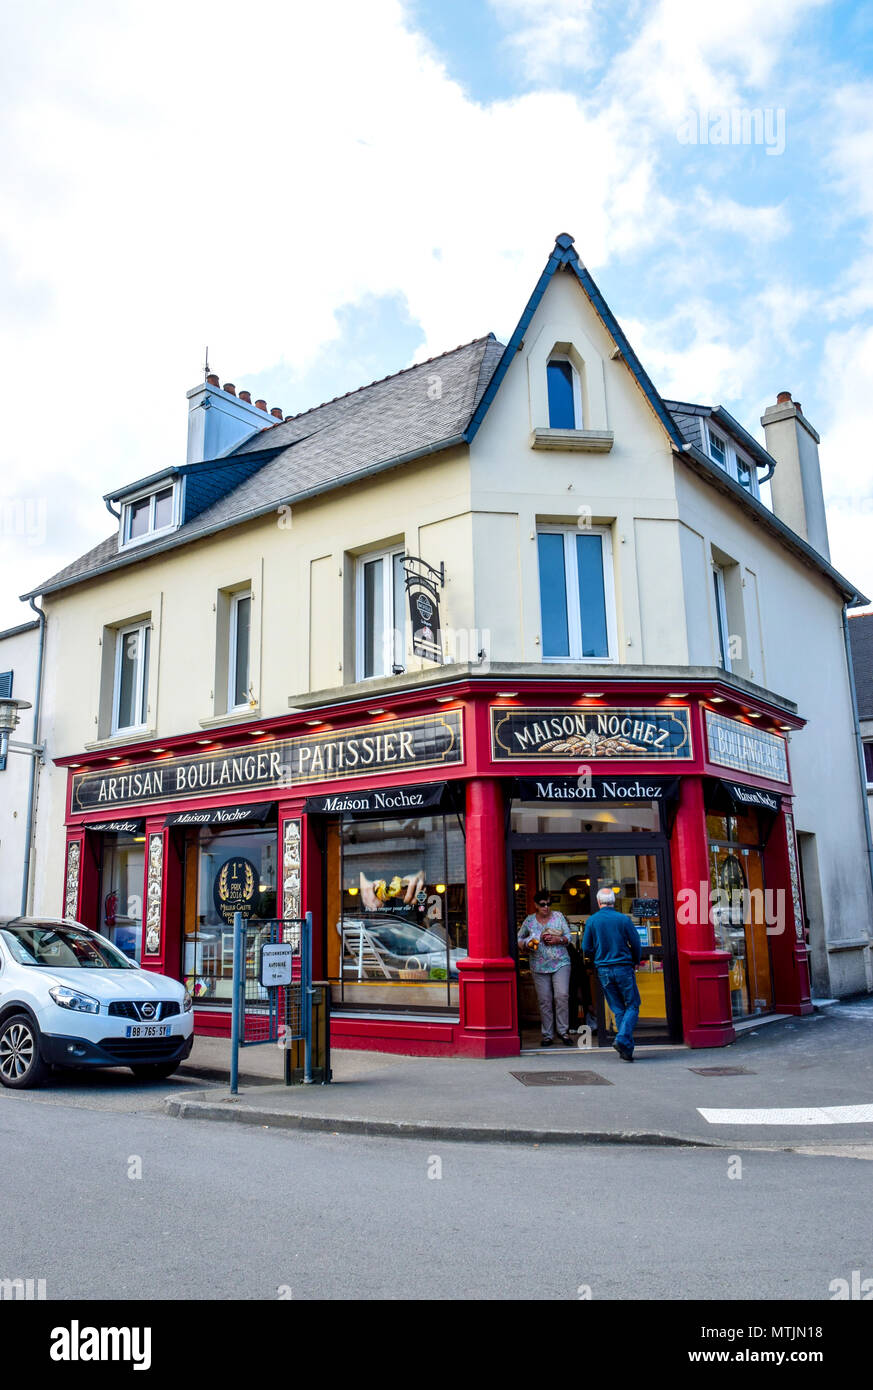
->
[[164, 1092, 718, 1148]]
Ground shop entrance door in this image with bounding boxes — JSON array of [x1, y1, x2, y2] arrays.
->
[[511, 841, 678, 1047]]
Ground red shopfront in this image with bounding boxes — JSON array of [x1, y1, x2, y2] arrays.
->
[[57, 680, 811, 1057]]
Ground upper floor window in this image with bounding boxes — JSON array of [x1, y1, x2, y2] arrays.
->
[[547, 356, 583, 430], [713, 566, 731, 672], [707, 427, 760, 500], [112, 621, 150, 733], [537, 527, 614, 661], [708, 429, 727, 469], [120, 483, 179, 549], [864, 742, 873, 787], [228, 592, 252, 710], [356, 549, 406, 679]]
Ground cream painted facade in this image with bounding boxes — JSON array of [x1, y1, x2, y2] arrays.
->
[[25, 245, 873, 999]]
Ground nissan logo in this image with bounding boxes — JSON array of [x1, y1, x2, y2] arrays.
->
[[140, 1002, 156, 1019]]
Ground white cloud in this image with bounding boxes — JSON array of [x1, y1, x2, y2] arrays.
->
[[489, 0, 601, 82]]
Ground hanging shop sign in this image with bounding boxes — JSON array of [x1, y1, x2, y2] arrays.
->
[[403, 556, 444, 663], [720, 780, 781, 814], [515, 775, 680, 802], [212, 855, 259, 926], [304, 781, 447, 816], [492, 706, 692, 761], [705, 710, 789, 784], [164, 801, 275, 828], [69, 711, 463, 812]]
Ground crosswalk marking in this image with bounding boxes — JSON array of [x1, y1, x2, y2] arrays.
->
[[698, 1103, 873, 1126]]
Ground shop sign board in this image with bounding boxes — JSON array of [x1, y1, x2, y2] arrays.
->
[[70, 711, 463, 812], [492, 706, 692, 761], [705, 711, 789, 784]]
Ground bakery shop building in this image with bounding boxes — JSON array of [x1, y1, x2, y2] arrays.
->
[[24, 231, 873, 1055], [53, 676, 813, 1055]]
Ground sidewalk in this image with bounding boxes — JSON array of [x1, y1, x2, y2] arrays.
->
[[168, 998, 873, 1148]]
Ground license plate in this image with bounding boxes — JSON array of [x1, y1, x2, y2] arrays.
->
[[125, 1024, 171, 1039]]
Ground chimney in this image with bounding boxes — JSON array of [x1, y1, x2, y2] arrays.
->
[[270, 407, 283, 419], [186, 371, 278, 463], [761, 392, 830, 560]]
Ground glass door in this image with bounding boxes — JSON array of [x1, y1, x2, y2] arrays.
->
[[591, 851, 668, 1035]]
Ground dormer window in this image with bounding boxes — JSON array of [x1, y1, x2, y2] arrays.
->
[[120, 482, 180, 548], [547, 355, 583, 430]]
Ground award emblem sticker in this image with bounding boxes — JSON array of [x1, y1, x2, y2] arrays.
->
[[213, 855, 259, 925]]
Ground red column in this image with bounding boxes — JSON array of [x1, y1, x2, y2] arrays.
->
[[669, 776, 734, 1047], [455, 778, 519, 1058], [764, 807, 812, 1016]]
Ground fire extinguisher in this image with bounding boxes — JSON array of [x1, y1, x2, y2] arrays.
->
[[104, 891, 118, 929]]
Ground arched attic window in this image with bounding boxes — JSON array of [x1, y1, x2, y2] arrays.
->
[[546, 354, 583, 429]]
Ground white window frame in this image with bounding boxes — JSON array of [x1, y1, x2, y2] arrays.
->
[[355, 548, 406, 680], [227, 590, 253, 711], [537, 525, 617, 663], [707, 426, 760, 500], [712, 565, 731, 672], [112, 621, 150, 734], [119, 479, 182, 550], [707, 427, 728, 471], [864, 741, 873, 790], [547, 354, 584, 430]]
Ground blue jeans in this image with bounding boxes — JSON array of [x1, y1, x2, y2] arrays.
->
[[598, 965, 641, 1055]]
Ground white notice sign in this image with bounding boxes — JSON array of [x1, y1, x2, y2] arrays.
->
[[259, 943, 294, 987]]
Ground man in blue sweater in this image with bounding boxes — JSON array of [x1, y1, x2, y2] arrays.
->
[[582, 887, 642, 1061]]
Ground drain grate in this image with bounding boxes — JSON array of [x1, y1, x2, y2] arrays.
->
[[688, 1066, 756, 1076], [510, 1070, 613, 1087]]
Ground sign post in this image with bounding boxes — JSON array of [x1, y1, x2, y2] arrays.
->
[[229, 911, 319, 1093]]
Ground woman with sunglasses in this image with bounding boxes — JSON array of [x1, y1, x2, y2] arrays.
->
[[518, 891, 573, 1046]]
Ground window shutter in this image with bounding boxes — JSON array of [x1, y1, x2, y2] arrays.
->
[[0, 670, 10, 770]]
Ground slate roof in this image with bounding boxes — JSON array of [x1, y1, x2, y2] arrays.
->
[[848, 613, 873, 720], [28, 334, 504, 598]]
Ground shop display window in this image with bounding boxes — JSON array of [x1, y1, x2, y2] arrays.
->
[[99, 831, 146, 962], [327, 812, 467, 1013], [182, 823, 278, 1003], [707, 810, 772, 1019]]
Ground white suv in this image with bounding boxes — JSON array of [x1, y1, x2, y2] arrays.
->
[[0, 917, 194, 1088]]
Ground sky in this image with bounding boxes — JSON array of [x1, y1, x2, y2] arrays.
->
[[1, 0, 873, 634]]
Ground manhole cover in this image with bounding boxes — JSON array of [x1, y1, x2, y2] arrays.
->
[[510, 1070, 613, 1086], [688, 1066, 756, 1076]]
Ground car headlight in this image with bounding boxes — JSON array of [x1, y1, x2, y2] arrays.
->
[[48, 985, 100, 1015], [182, 990, 193, 1013]]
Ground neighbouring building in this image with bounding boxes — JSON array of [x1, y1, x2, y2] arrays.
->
[[0, 619, 42, 917], [19, 232, 873, 1057], [847, 609, 873, 872]]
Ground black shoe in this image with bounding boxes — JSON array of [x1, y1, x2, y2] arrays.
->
[[541, 1037, 553, 1047], [613, 1041, 633, 1061], [560, 1034, 573, 1046]]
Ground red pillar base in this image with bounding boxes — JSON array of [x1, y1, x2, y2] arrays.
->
[[773, 943, 814, 1016], [454, 958, 520, 1058], [680, 949, 736, 1048]]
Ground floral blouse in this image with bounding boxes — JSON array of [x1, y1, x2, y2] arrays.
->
[[518, 911, 572, 974]]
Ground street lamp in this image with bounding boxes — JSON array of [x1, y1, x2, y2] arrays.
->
[[0, 697, 43, 766]]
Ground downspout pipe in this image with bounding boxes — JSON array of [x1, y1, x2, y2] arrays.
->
[[842, 602, 873, 930], [20, 595, 46, 916]]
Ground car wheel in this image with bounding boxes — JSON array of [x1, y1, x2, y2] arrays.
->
[[0, 1014, 48, 1089], [130, 1062, 181, 1081]]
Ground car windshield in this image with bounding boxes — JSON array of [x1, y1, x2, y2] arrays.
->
[[0, 925, 136, 970]]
